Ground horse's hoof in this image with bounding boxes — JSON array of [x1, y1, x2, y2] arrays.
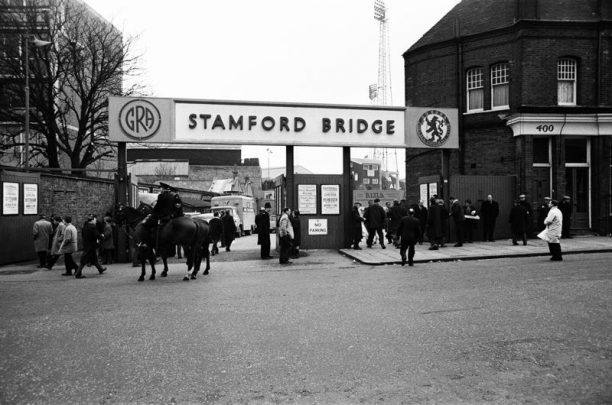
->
[[138, 277, 144, 282], [203, 270, 209, 275], [183, 276, 190, 281], [150, 275, 155, 281], [190, 275, 197, 280], [161, 272, 167, 277]]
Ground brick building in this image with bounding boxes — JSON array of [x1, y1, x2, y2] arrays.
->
[[403, 0, 612, 235]]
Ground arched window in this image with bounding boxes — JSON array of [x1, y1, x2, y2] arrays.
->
[[491, 63, 509, 109], [558, 58, 577, 105], [466, 67, 484, 112]]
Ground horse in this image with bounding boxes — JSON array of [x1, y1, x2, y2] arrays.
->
[[114, 205, 211, 282]]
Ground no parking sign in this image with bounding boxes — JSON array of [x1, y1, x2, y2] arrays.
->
[[308, 219, 328, 235]]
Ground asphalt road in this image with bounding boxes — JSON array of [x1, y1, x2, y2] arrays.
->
[[1, 242, 611, 404]]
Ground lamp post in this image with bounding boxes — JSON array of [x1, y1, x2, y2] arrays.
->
[[266, 148, 273, 180], [23, 36, 51, 169]]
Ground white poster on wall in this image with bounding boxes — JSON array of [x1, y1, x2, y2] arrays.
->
[[419, 184, 428, 205], [298, 184, 317, 214], [2, 182, 19, 215], [23, 184, 38, 215], [321, 185, 340, 215]]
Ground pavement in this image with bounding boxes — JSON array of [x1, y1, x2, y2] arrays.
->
[[340, 235, 612, 265], [2, 234, 612, 273]]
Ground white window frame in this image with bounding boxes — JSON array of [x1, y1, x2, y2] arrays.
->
[[466, 67, 484, 113], [533, 137, 552, 198], [363, 178, 370, 185], [558, 58, 577, 106], [491, 63, 509, 110]]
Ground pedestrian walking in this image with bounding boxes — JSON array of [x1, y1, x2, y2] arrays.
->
[[397, 208, 420, 266], [221, 210, 237, 252], [509, 199, 528, 245], [538, 199, 563, 261], [365, 198, 386, 249], [449, 197, 465, 247], [208, 212, 223, 255], [388, 200, 406, 248], [100, 216, 115, 264], [480, 194, 499, 241], [560, 195, 572, 238], [255, 203, 273, 259], [426, 197, 443, 250], [58, 216, 79, 276], [46, 216, 65, 270], [33, 214, 53, 268], [74, 214, 107, 279], [278, 207, 294, 264], [289, 210, 301, 258]]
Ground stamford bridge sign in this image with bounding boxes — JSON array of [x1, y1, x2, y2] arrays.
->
[[109, 97, 458, 149]]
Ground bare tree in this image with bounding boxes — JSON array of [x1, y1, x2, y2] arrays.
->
[[0, 0, 145, 173]]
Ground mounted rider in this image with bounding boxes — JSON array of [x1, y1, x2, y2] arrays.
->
[[144, 182, 184, 228]]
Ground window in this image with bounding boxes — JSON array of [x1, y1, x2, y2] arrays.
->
[[565, 138, 587, 163], [533, 138, 551, 165], [371, 178, 379, 185], [466, 67, 484, 112], [363, 178, 370, 185], [491, 63, 509, 109], [558, 58, 577, 105]]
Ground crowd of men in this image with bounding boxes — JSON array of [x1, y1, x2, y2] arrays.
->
[[350, 194, 572, 264]]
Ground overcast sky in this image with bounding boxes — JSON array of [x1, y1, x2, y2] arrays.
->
[[85, 0, 460, 177]]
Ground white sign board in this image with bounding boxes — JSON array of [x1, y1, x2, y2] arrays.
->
[[321, 185, 340, 215], [23, 184, 38, 215], [298, 184, 317, 214], [308, 219, 328, 235], [419, 184, 428, 205], [2, 182, 19, 215]]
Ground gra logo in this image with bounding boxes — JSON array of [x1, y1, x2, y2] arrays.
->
[[119, 99, 161, 140], [416, 110, 451, 147]]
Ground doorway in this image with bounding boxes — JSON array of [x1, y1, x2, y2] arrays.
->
[[564, 167, 589, 229]]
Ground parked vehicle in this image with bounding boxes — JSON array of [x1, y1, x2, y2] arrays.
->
[[211, 195, 256, 236]]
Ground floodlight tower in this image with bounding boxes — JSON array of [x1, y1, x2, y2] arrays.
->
[[373, 0, 392, 106]]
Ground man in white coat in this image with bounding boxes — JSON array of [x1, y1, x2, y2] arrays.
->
[[541, 199, 563, 261]]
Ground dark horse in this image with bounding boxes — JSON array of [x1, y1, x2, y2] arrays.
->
[[114, 198, 211, 282]]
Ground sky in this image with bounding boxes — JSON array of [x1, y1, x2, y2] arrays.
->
[[85, 0, 461, 178]]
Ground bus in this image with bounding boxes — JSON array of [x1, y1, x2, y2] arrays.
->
[[210, 195, 256, 236]]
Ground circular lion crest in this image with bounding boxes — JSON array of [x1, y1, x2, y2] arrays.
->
[[416, 110, 451, 147]]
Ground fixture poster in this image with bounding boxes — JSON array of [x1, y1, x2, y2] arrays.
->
[[321, 185, 340, 215], [23, 184, 38, 215], [2, 182, 19, 215], [298, 184, 317, 214]]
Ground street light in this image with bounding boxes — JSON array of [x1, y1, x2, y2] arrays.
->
[[24, 36, 51, 169], [266, 148, 273, 180]]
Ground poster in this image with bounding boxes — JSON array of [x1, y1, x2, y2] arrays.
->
[[321, 184, 340, 215], [2, 182, 19, 215], [428, 182, 438, 202], [298, 184, 317, 214], [419, 184, 428, 205], [23, 184, 38, 215]]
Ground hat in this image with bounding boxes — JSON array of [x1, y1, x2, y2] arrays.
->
[[264, 202, 272, 209], [519, 194, 526, 198], [544, 196, 551, 200], [159, 182, 177, 192], [87, 213, 97, 220], [563, 195, 571, 199], [374, 198, 380, 203]]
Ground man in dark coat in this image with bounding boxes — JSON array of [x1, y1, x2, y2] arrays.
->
[[208, 212, 223, 256], [221, 210, 237, 251], [397, 208, 421, 266], [559, 195, 572, 238], [365, 198, 387, 249], [75, 214, 107, 279], [289, 210, 301, 258], [480, 194, 499, 242], [350, 202, 365, 250], [387, 200, 407, 248], [33, 214, 53, 268], [518, 194, 533, 237], [509, 199, 528, 245], [449, 197, 465, 247], [255, 203, 272, 259], [426, 198, 443, 250], [415, 201, 428, 244]]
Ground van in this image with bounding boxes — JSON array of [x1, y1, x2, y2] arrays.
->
[[210, 195, 256, 236]]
